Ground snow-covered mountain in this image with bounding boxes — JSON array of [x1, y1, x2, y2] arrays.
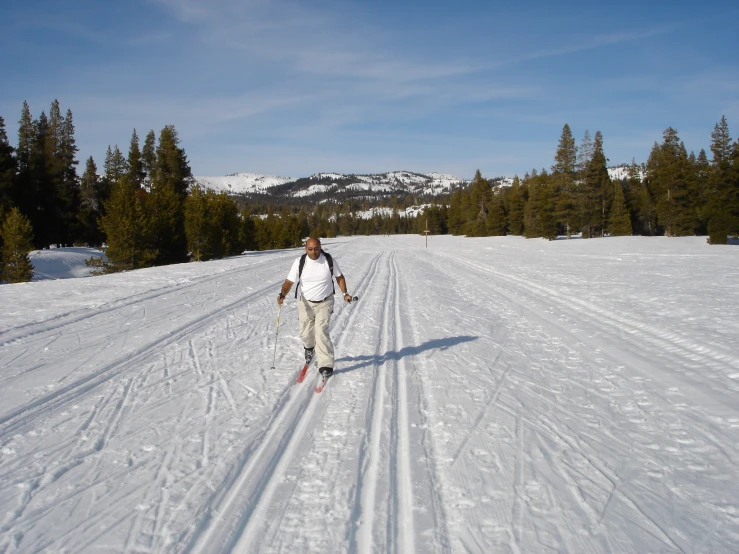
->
[[608, 164, 645, 181], [194, 170, 466, 199], [193, 173, 296, 195], [193, 166, 643, 201]]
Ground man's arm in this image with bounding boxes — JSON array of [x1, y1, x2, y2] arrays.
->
[[277, 279, 293, 305], [335, 275, 352, 303]]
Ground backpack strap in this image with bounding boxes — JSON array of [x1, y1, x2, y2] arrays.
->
[[295, 253, 307, 298], [295, 251, 335, 298], [323, 252, 335, 294]]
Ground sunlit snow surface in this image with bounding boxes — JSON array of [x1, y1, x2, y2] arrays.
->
[[1, 235, 738, 553], [28, 246, 104, 281]]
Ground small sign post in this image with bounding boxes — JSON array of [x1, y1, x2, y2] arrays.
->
[[424, 218, 430, 248]]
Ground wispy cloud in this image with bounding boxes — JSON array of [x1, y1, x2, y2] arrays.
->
[[485, 26, 676, 70], [150, 0, 483, 84], [4, 0, 736, 178]]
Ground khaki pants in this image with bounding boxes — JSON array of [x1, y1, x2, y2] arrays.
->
[[298, 296, 335, 369]]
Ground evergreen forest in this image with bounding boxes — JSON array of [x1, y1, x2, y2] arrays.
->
[[1, 101, 738, 282]]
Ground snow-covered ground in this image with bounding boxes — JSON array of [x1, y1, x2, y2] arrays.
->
[[1, 235, 738, 553], [28, 246, 105, 281]]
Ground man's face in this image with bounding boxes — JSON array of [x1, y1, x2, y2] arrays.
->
[[305, 240, 321, 260]]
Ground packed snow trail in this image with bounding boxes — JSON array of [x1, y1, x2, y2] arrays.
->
[[1, 235, 738, 553]]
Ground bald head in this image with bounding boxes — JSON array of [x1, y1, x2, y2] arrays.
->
[[305, 238, 322, 260]]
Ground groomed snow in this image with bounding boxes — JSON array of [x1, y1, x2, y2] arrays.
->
[[1, 235, 738, 553]]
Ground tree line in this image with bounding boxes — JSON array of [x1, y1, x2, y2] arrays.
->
[[415, 120, 739, 245], [0, 100, 421, 281], [2, 100, 737, 283]]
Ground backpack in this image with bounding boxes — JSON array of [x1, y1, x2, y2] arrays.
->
[[295, 251, 334, 298]]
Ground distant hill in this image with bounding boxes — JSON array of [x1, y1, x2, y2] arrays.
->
[[193, 165, 643, 203], [193, 170, 466, 201], [193, 173, 296, 195]]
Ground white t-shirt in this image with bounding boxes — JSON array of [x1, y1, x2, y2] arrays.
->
[[286, 253, 343, 301]]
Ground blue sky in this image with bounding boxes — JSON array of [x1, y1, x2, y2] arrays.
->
[[1, 0, 738, 179]]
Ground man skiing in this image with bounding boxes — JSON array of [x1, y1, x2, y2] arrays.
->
[[276, 238, 353, 385]]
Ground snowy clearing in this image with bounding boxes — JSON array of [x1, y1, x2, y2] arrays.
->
[[1, 235, 738, 553], [28, 247, 105, 282]]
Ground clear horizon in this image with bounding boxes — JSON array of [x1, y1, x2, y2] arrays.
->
[[1, 0, 737, 180]]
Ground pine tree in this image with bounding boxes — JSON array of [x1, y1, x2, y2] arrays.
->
[[212, 192, 245, 256], [45, 100, 64, 175], [446, 188, 465, 235], [710, 116, 733, 165], [142, 130, 157, 189], [240, 207, 257, 251], [0, 116, 17, 212], [538, 181, 558, 240], [41, 102, 80, 246], [552, 124, 578, 237], [148, 125, 192, 265], [464, 170, 492, 236], [554, 124, 577, 174], [30, 110, 56, 248], [104, 145, 128, 184], [695, 149, 710, 183], [523, 170, 556, 239], [646, 127, 697, 236], [43, 101, 66, 245], [184, 185, 211, 261], [692, 149, 711, 235], [60, 108, 81, 243], [577, 129, 594, 174], [485, 186, 507, 235], [14, 102, 35, 221], [127, 129, 145, 188], [155, 125, 192, 196], [99, 177, 157, 272], [706, 116, 736, 244], [1, 207, 34, 283], [581, 131, 612, 237], [624, 160, 656, 235], [505, 176, 526, 235], [148, 179, 185, 264], [78, 156, 105, 246], [607, 182, 632, 236]]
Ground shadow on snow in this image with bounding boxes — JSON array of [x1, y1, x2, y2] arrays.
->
[[334, 335, 479, 375]]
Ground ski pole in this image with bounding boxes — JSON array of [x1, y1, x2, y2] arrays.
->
[[270, 303, 282, 369]]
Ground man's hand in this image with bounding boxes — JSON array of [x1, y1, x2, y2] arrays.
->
[[342, 293, 352, 303], [277, 292, 286, 306]]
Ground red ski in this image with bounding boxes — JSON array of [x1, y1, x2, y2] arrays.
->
[[297, 363, 310, 383], [314, 374, 330, 393]]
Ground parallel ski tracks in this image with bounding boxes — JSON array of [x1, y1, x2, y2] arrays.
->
[[354, 251, 395, 553], [0, 252, 298, 348], [446, 253, 739, 388], [352, 250, 419, 554], [434, 251, 708, 552], [390, 251, 416, 554], [186, 251, 386, 553], [0, 277, 281, 435]]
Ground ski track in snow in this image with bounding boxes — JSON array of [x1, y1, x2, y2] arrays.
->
[[0, 235, 738, 553]]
